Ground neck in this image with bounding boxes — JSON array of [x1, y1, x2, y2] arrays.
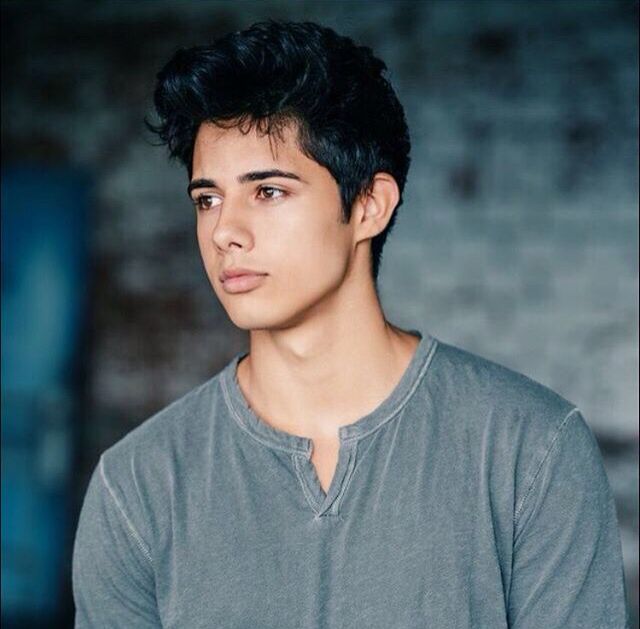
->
[[236, 269, 421, 440]]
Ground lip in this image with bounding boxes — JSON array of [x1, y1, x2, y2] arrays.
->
[[220, 267, 266, 282], [221, 273, 267, 294]]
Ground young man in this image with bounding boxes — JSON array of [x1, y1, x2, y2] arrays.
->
[[72, 20, 629, 628]]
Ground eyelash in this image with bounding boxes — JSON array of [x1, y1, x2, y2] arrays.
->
[[192, 186, 288, 211]]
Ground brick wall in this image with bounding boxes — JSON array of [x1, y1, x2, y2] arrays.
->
[[2, 0, 638, 623]]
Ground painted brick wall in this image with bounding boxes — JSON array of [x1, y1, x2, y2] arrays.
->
[[2, 0, 637, 623]]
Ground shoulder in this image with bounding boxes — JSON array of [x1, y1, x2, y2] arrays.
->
[[428, 337, 578, 431], [425, 338, 584, 488], [94, 371, 225, 550], [425, 337, 595, 529], [101, 372, 221, 473]]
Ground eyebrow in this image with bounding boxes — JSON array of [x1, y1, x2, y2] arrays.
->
[[187, 169, 305, 197]]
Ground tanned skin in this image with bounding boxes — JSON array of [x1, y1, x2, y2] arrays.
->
[[190, 120, 420, 492]]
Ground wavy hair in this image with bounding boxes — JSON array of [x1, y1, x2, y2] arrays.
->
[[146, 19, 411, 287]]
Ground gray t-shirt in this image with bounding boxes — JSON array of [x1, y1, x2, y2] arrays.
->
[[72, 330, 630, 628]]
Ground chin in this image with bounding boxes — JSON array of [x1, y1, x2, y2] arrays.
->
[[221, 278, 342, 332], [225, 307, 288, 332], [225, 300, 314, 333]]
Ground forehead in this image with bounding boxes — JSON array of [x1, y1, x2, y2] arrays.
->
[[192, 120, 306, 172]]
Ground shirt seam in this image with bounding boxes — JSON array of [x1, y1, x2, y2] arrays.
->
[[352, 336, 440, 442], [513, 406, 581, 532], [218, 336, 438, 453], [219, 372, 309, 456], [99, 455, 154, 566], [330, 441, 359, 515], [291, 453, 321, 514]]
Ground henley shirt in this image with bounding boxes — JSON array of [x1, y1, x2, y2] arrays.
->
[[72, 329, 630, 628]]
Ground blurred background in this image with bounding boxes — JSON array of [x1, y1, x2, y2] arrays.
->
[[1, 0, 637, 627]]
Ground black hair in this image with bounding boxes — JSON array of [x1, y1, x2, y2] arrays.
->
[[146, 19, 411, 289]]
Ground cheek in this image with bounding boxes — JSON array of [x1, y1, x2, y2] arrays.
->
[[275, 218, 349, 286], [195, 220, 210, 251], [196, 232, 214, 273], [195, 222, 222, 284]]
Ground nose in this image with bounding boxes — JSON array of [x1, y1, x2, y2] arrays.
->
[[210, 196, 254, 253]]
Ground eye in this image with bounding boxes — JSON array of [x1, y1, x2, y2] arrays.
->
[[192, 193, 221, 211], [257, 186, 287, 201]]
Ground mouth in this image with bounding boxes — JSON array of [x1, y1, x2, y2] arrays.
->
[[221, 273, 268, 294]]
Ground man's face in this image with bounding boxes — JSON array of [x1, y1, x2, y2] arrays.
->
[[190, 120, 359, 331]]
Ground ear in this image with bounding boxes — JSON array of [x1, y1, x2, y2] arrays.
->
[[351, 172, 400, 245]]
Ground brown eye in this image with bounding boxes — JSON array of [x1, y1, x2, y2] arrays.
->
[[257, 186, 287, 200], [193, 194, 220, 211]]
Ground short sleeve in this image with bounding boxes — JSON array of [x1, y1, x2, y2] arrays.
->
[[72, 456, 162, 628], [507, 409, 630, 628]]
